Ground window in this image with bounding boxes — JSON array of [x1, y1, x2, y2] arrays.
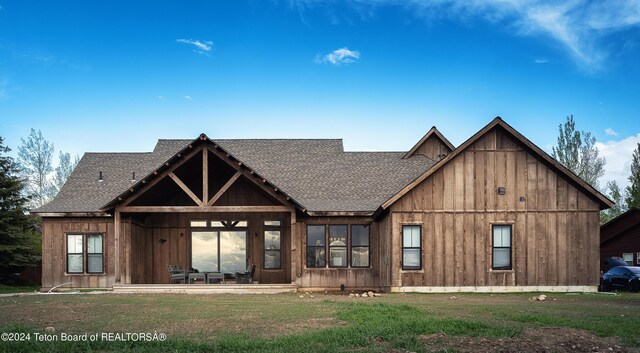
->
[[637, 253, 640, 265], [402, 225, 421, 270], [190, 220, 207, 227], [623, 253, 634, 266], [306, 224, 372, 269], [264, 221, 281, 269], [351, 225, 370, 268], [329, 225, 347, 268], [86, 235, 104, 273], [67, 234, 84, 273], [67, 234, 104, 274], [307, 225, 326, 268], [492, 225, 512, 270]]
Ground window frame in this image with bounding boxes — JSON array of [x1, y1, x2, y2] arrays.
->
[[86, 234, 104, 274], [306, 225, 327, 268], [491, 224, 513, 271], [402, 225, 422, 271], [350, 225, 370, 268], [328, 225, 348, 268], [66, 234, 84, 274], [66, 233, 105, 275], [623, 253, 634, 266], [263, 220, 282, 270]]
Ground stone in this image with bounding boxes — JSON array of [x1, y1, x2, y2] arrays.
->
[[349, 293, 355, 298], [355, 293, 360, 297], [367, 291, 374, 297], [45, 327, 55, 333], [537, 295, 547, 301], [361, 293, 368, 298], [299, 295, 304, 298], [309, 295, 315, 298], [373, 293, 381, 297]]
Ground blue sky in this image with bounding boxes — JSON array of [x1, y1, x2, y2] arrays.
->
[[0, 1, 639, 189]]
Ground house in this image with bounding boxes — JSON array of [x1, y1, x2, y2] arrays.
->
[[600, 208, 640, 272], [32, 117, 612, 293]]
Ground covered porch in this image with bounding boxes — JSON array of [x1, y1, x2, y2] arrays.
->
[[104, 136, 303, 288]]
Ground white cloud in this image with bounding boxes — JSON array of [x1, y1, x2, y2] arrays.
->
[[319, 47, 360, 65], [176, 39, 213, 55], [292, 0, 640, 70], [605, 128, 618, 136], [184, 95, 192, 100], [596, 133, 640, 189], [534, 58, 549, 64]]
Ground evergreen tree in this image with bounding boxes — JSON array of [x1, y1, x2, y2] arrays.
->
[[626, 143, 640, 209], [552, 115, 606, 189], [0, 137, 40, 282]]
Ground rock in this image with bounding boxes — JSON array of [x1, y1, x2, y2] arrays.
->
[[309, 295, 315, 298], [299, 295, 304, 298], [355, 293, 360, 297], [305, 292, 310, 295], [368, 291, 374, 297], [45, 327, 55, 333], [373, 293, 381, 297], [362, 292, 368, 298], [349, 293, 355, 298], [537, 295, 547, 301]]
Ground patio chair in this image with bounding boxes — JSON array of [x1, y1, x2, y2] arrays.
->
[[168, 264, 187, 284], [235, 264, 256, 284]]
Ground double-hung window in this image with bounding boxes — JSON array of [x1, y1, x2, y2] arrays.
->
[[492, 225, 512, 270], [402, 225, 421, 270], [67, 234, 104, 274]]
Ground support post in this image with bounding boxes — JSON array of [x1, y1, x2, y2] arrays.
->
[[114, 210, 121, 284], [290, 210, 298, 286]]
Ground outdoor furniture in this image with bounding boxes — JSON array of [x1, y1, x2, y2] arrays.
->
[[168, 264, 187, 284], [188, 272, 206, 284], [205, 272, 224, 284], [235, 264, 256, 284]]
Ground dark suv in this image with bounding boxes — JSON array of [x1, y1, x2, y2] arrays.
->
[[600, 266, 640, 292]]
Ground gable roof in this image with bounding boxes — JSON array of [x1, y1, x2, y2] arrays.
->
[[403, 126, 455, 159], [33, 135, 437, 215], [600, 208, 640, 245], [380, 117, 614, 211]]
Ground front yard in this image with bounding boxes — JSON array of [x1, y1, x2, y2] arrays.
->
[[1, 291, 639, 352]]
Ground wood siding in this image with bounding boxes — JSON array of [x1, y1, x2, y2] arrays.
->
[[600, 221, 640, 271], [390, 127, 601, 288], [412, 135, 451, 161], [41, 217, 115, 289], [129, 212, 291, 284], [293, 216, 380, 290]]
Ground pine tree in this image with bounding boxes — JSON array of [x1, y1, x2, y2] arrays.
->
[[626, 143, 640, 209], [0, 137, 40, 282]]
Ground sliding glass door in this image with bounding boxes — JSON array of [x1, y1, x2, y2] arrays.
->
[[191, 231, 247, 274]]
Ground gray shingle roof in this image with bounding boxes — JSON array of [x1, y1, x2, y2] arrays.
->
[[33, 138, 436, 214]]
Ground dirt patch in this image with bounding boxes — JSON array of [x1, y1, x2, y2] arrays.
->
[[420, 327, 638, 353]]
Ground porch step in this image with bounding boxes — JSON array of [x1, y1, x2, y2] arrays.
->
[[112, 283, 297, 294]]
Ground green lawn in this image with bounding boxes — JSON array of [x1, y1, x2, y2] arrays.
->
[[1, 291, 639, 352]]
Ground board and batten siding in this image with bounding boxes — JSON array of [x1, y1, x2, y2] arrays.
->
[[389, 127, 601, 289], [41, 217, 115, 289], [294, 216, 381, 290]]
